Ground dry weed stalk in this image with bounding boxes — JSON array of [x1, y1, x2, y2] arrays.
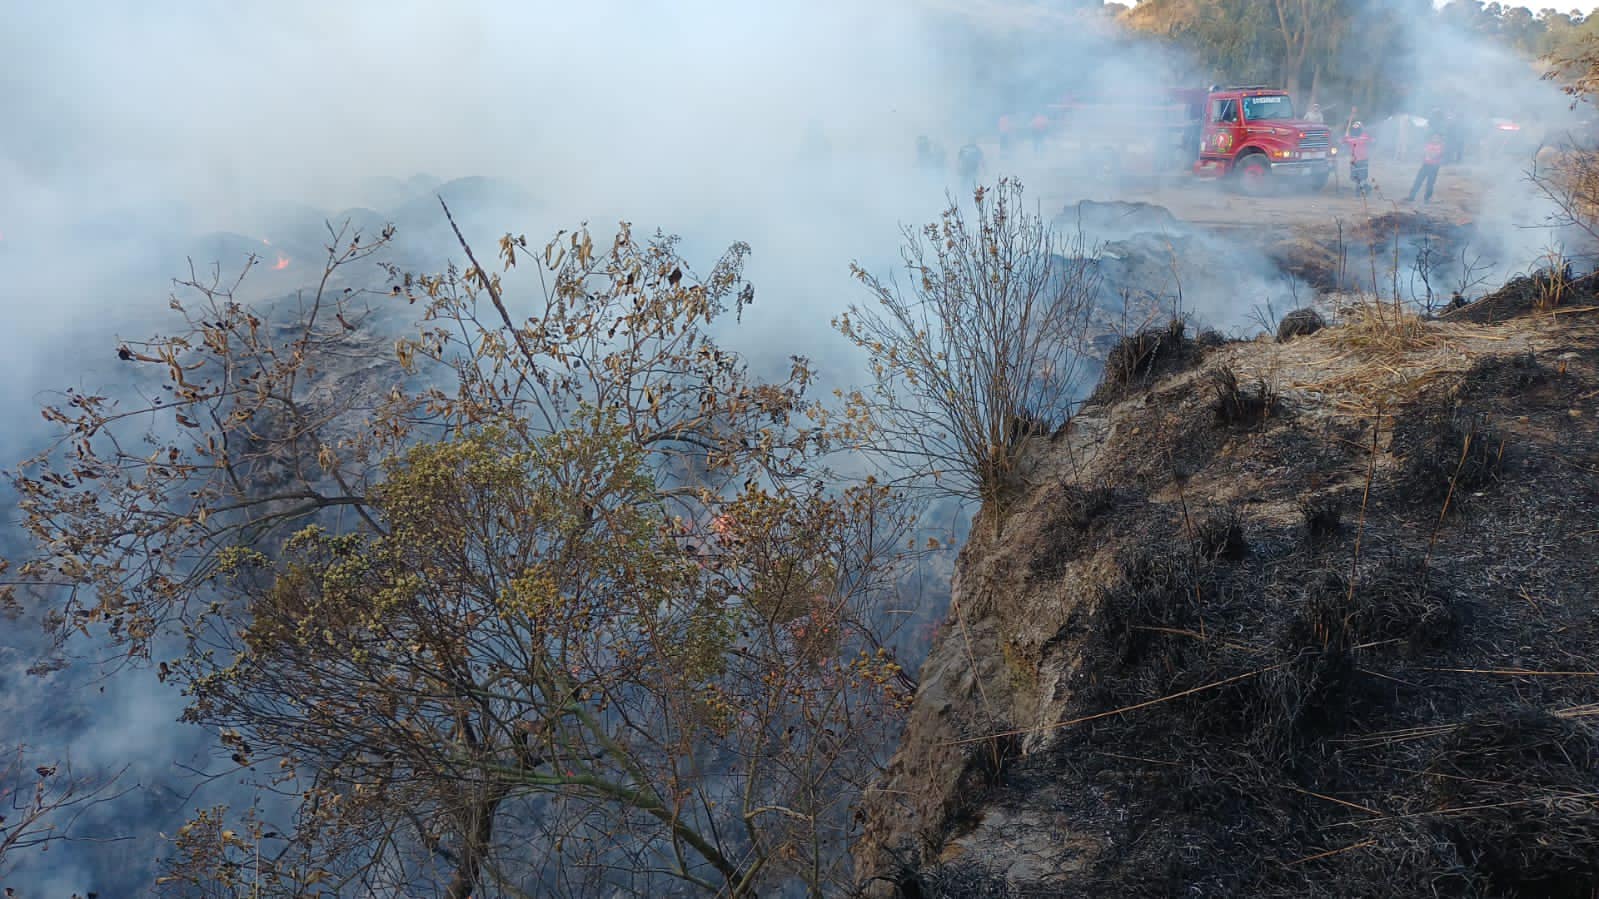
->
[[1330, 295, 1436, 355]]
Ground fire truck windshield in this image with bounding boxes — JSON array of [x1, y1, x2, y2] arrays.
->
[[1242, 95, 1295, 121]]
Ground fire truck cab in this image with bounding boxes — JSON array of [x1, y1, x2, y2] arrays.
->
[[1194, 87, 1332, 193]]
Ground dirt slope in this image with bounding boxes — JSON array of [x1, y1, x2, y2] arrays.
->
[[855, 302, 1599, 897]]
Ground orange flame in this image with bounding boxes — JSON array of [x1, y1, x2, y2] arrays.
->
[[273, 253, 291, 271]]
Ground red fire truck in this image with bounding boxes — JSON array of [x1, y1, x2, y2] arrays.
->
[[1045, 85, 1333, 194]]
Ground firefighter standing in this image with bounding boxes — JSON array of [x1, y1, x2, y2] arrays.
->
[[1342, 115, 1374, 198], [1406, 133, 1445, 204], [957, 140, 984, 187]]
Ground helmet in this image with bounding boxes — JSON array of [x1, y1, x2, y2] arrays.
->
[[1350, 121, 1364, 135]]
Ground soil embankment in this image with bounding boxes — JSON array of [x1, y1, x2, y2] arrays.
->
[[856, 284, 1599, 897]]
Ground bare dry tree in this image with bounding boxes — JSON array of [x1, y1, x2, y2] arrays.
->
[[1449, 241, 1498, 306], [1533, 40, 1599, 252], [1531, 144, 1599, 253], [0, 746, 127, 883], [12, 210, 914, 897], [1408, 232, 1439, 313], [836, 179, 1101, 507]]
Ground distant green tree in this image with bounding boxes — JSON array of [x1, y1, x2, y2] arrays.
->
[[1126, 0, 1453, 116]]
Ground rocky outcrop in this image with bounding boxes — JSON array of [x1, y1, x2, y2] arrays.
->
[[857, 306, 1599, 898]]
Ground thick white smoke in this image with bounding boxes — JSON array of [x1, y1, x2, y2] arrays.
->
[[2, 1, 1592, 892]]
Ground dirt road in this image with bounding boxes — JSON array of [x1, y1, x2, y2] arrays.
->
[[989, 149, 1509, 231]]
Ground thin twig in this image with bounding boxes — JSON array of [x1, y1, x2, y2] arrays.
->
[[1284, 839, 1379, 867], [439, 197, 540, 372], [1328, 792, 1599, 828], [1283, 785, 1385, 817], [1421, 667, 1599, 677], [943, 664, 1284, 747]]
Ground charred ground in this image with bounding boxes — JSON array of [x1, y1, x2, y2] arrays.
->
[[855, 284, 1599, 897]]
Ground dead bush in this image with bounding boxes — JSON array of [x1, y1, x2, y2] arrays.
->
[[1092, 318, 1212, 403], [1210, 366, 1279, 427], [1084, 546, 1198, 674], [892, 860, 1021, 899], [1443, 270, 1599, 324], [1460, 352, 1553, 398], [1276, 307, 1326, 342]]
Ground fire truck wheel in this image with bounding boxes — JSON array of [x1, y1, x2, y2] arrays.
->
[[1305, 172, 1330, 192], [1235, 153, 1271, 196]]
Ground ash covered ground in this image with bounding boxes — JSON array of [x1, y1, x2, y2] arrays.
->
[[855, 217, 1599, 898]]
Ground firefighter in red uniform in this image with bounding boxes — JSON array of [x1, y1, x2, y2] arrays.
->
[[1406, 133, 1445, 203], [1342, 116, 1374, 198]]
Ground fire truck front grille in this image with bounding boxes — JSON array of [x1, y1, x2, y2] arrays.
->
[[1300, 130, 1331, 151]]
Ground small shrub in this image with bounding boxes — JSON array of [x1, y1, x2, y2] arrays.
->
[[1276, 307, 1326, 342]]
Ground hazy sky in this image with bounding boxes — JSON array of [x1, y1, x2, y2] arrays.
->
[[1109, 0, 1599, 10]]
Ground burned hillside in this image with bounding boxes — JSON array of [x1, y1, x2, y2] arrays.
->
[[855, 290, 1599, 897]]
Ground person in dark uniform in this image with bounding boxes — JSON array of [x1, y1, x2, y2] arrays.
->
[[956, 139, 984, 188]]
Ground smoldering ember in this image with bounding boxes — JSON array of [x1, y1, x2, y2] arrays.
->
[[5, 2, 1599, 897]]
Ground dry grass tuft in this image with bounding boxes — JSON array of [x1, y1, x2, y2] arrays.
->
[[1392, 411, 1506, 503], [1285, 296, 1479, 406], [1328, 297, 1439, 355], [1425, 709, 1599, 896], [1210, 366, 1280, 427], [1299, 494, 1343, 547], [1090, 318, 1223, 404], [1194, 505, 1249, 562]]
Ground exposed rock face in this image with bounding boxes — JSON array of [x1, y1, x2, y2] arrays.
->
[[857, 308, 1599, 898]]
